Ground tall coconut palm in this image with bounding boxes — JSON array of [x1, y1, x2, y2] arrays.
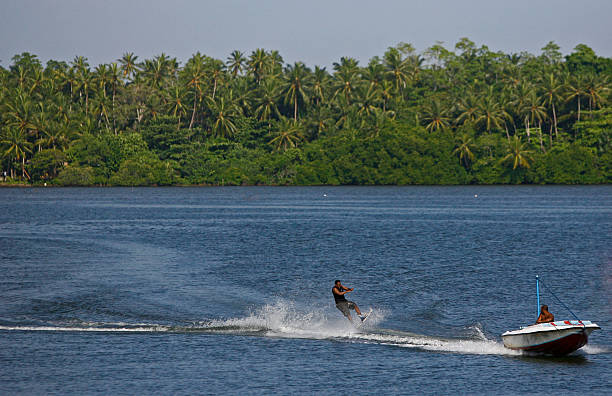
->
[[383, 47, 410, 94], [379, 80, 394, 112], [583, 73, 610, 114], [362, 59, 385, 92], [268, 50, 284, 75], [108, 62, 122, 134], [206, 95, 241, 138], [248, 48, 269, 84], [307, 105, 333, 139], [206, 58, 225, 100], [226, 50, 246, 78], [332, 57, 360, 106], [254, 78, 282, 123], [564, 74, 587, 122], [119, 52, 139, 82], [452, 133, 476, 169], [283, 62, 310, 121], [75, 67, 93, 116], [475, 89, 509, 134], [90, 87, 112, 131], [268, 116, 304, 152], [502, 135, 533, 170], [1, 126, 32, 179], [519, 92, 547, 148], [229, 77, 253, 115], [539, 72, 562, 138], [454, 93, 479, 127], [166, 85, 188, 129], [5, 90, 36, 138], [422, 98, 450, 132], [184, 53, 206, 129], [311, 66, 329, 106], [355, 86, 381, 120]]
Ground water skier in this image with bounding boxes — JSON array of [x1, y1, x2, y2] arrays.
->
[[332, 280, 367, 322]]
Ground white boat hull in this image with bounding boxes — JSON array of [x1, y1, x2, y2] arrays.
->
[[501, 320, 600, 355]]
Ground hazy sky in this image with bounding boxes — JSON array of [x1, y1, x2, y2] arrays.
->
[[1, 0, 611, 68]]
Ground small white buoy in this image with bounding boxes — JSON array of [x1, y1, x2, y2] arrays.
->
[[44, 183, 47, 187], [474, 194, 478, 198], [323, 194, 327, 197]]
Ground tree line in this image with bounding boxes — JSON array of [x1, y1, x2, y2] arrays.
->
[[0, 38, 610, 186]]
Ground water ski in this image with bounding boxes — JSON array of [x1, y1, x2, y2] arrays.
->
[[357, 308, 372, 326]]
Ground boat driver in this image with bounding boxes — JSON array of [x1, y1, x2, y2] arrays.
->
[[536, 304, 555, 323]]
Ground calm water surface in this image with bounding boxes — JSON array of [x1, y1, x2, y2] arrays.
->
[[1, 186, 611, 395]]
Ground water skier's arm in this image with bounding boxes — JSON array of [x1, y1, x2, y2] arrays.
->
[[333, 287, 353, 296]]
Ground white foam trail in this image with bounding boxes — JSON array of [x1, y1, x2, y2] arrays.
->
[[581, 344, 611, 354], [347, 331, 521, 355], [199, 301, 519, 355], [203, 300, 368, 339], [1, 301, 569, 357], [0, 325, 168, 332]]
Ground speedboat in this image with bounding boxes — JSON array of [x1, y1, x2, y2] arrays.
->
[[501, 320, 600, 355], [501, 276, 600, 356]]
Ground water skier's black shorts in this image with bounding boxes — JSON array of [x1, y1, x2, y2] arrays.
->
[[335, 301, 356, 317]]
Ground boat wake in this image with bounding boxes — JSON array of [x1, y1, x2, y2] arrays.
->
[[0, 301, 605, 356]]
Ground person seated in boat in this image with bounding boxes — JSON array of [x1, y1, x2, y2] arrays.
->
[[536, 304, 555, 324]]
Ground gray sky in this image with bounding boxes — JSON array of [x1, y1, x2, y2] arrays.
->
[[1, 0, 611, 68]]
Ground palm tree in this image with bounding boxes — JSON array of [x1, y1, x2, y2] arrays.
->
[[91, 87, 112, 131], [37, 122, 68, 151], [166, 86, 188, 129], [74, 66, 93, 116], [332, 57, 360, 106], [226, 50, 246, 77], [454, 93, 479, 127], [362, 59, 385, 93], [5, 90, 37, 140], [383, 47, 410, 94], [254, 78, 282, 123], [248, 48, 269, 84], [268, 117, 304, 151], [539, 72, 562, 138], [311, 66, 329, 106], [283, 62, 310, 121], [564, 74, 587, 122], [406, 54, 424, 84], [268, 50, 284, 75], [355, 86, 381, 120], [422, 98, 450, 132], [452, 133, 476, 169], [502, 135, 533, 170], [207, 58, 225, 100], [119, 52, 139, 82], [142, 53, 174, 91], [207, 95, 241, 138], [475, 89, 509, 134], [229, 78, 253, 115], [1, 126, 32, 179], [583, 73, 610, 114], [519, 92, 547, 148], [184, 53, 206, 129], [379, 80, 394, 112], [108, 63, 122, 134], [94, 64, 111, 95], [307, 106, 333, 139]]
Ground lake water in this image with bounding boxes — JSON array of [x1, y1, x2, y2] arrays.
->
[[0, 186, 611, 395]]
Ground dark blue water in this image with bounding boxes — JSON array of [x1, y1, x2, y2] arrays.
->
[[1, 186, 611, 395]]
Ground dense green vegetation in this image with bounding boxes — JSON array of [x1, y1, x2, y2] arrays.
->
[[1, 39, 611, 186]]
